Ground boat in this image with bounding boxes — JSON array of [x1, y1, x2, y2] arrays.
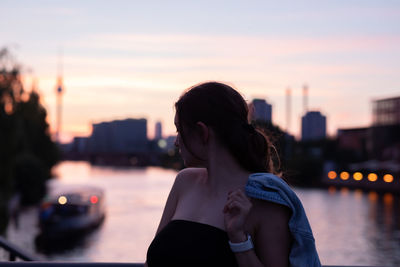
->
[[36, 185, 106, 246]]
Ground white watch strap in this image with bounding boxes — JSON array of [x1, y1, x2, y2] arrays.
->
[[228, 234, 253, 253]]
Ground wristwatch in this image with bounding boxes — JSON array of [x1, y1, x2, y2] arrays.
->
[[228, 234, 254, 253]]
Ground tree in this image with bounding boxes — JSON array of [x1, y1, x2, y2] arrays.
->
[[0, 47, 60, 234]]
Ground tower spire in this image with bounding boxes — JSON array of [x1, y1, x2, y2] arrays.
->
[[55, 48, 64, 143]]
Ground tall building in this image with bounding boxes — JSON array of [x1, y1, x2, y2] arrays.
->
[[338, 95, 400, 162], [88, 118, 148, 153], [301, 111, 326, 141], [373, 96, 400, 126], [155, 121, 162, 140], [249, 99, 272, 123], [55, 50, 65, 143]]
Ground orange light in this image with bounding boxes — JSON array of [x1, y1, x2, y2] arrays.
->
[[90, 196, 99, 204], [340, 187, 349, 195], [328, 171, 337, 179], [383, 174, 393, 183], [353, 172, 363, 181], [328, 186, 336, 194], [4, 102, 13, 114], [41, 202, 52, 210], [340, 172, 350, 180], [368, 191, 378, 202], [354, 189, 363, 200], [383, 193, 393, 205], [368, 173, 378, 182]]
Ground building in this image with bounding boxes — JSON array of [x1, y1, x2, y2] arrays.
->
[[301, 111, 326, 141], [88, 118, 148, 154], [335, 124, 400, 174], [368, 124, 400, 161], [249, 99, 272, 123], [155, 121, 162, 140], [165, 135, 177, 150], [337, 127, 368, 161], [337, 95, 400, 162], [72, 136, 89, 154], [337, 127, 368, 151], [373, 96, 400, 126]]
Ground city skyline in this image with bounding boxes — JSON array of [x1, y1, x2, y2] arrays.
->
[[2, 0, 400, 142]]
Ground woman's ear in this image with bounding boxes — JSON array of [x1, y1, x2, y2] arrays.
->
[[196, 121, 209, 144]]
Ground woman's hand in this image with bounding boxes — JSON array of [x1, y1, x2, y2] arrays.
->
[[223, 189, 252, 242]]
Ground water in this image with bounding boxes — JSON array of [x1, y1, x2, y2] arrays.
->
[[5, 161, 400, 266]]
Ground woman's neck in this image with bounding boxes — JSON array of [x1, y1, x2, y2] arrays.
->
[[205, 144, 250, 195]]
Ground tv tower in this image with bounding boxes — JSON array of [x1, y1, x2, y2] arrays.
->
[[55, 49, 64, 143]]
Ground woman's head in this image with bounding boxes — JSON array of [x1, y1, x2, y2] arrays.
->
[[175, 81, 277, 174]]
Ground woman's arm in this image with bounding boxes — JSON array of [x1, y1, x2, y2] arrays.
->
[[224, 190, 292, 267], [154, 172, 183, 234], [146, 168, 203, 267], [145, 170, 184, 267], [154, 167, 202, 234]]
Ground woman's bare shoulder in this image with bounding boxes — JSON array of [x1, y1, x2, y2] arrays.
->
[[175, 167, 207, 185], [154, 168, 207, 234]]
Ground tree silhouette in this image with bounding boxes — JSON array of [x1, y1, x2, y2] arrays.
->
[[0, 47, 60, 234]]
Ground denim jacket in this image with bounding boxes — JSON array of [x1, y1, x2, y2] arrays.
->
[[245, 173, 321, 267]]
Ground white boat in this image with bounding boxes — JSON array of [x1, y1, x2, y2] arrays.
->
[[37, 185, 106, 241]]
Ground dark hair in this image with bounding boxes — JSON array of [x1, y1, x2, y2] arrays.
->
[[175, 81, 279, 174]]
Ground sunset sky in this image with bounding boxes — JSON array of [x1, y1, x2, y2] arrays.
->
[[2, 0, 400, 142]]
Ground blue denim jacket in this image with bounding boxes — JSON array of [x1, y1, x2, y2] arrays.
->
[[245, 173, 321, 267]]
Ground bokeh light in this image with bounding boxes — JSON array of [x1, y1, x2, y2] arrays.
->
[[328, 171, 337, 179], [340, 172, 350, 180], [58, 196, 67, 205], [368, 173, 378, 182], [383, 174, 393, 183], [353, 172, 363, 181]]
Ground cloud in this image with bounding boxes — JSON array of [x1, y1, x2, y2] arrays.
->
[[68, 32, 400, 56]]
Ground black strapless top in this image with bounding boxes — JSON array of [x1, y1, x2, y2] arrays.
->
[[146, 220, 239, 267]]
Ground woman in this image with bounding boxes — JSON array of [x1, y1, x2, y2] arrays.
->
[[146, 82, 320, 267]]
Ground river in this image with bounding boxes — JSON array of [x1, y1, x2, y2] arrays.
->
[[4, 161, 400, 266]]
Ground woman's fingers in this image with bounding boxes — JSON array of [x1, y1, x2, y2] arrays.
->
[[227, 189, 248, 200], [224, 190, 252, 236], [224, 200, 241, 213], [226, 200, 241, 210], [227, 190, 251, 207], [224, 192, 252, 214]]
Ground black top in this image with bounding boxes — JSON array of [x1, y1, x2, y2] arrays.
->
[[146, 220, 239, 267]]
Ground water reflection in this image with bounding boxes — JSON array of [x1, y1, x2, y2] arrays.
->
[[308, 186, 400, 266], [35, 227, 101, 254]]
